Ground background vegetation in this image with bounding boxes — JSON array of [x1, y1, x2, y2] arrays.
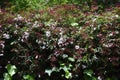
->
[[0, 0, 120, 11]]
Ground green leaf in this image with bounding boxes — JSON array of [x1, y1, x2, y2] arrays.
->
[[68, 57, 75, 62], [23, 75, 34, 80], [62, 66, 68, 71], [82, 55, 88, 63], [71, 22, 78, 27], [10, 41, 17, 45], [92, 77, 97, 80], [6, 64, 17, 76], [3, 73, 12, 80], [62, 54, 68, 59], [65, 70, 72, 79], [84, 69, 93, 77]]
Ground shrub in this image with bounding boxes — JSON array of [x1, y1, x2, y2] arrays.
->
[[0, 5, 120, 80]]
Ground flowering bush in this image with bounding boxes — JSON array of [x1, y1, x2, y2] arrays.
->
[[0, 5, 120, 80]]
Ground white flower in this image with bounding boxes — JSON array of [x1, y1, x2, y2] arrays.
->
[[59, 31, 63, 36], [75, 45, 79, 49], [21, 38, 24, 42], [60, 28, 63, 32], [32, 21, 39, 28], [0, 43, 5, 49], [98, 76, 102, 80], [82, 65, 87, 69], [43, 41, 47, 45], [79, 27, 82, 31], [115, 15, 119, 18], [35, 55, 39, 59], [93, 55, 98, 60], [103, 43, 113, 48], [38, 74, 41, 78], [93, 18, 97, 22], [0, 41, 5, 49], [15, 23, 18, 28], [58, 36, 66, 45], [70, 41, 73, 44], [24, 32, 29, 36], [0, 54, 3, 56], [93, 27, 97, 30], [41, 46, 46, 49], [36, 40, 41, 44], [22, 31, 29, 40], [18, 14, 23, 20], [61, 48, 65, 50], [14, 14, 23, 21], [90, 24, 94, 27], [3, 33, 10, 39], [115, 31, 119, 34], [108, 33, 113, 37], [24, 32, 29, 38], [46, 31, 51, 37], [14, 30, 18, 34], [59, 28, 64, 36]]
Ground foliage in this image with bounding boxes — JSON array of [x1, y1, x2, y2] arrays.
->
[[3, 64, 34, 80], [1, 0, 120, 12], [3, 64, 17, 80], [0, 3, 120, 80]]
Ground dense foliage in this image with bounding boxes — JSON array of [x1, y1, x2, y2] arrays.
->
[[0, 0, 120, 80], [1, 0, 120, 12]]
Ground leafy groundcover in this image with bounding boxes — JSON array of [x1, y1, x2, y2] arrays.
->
[[0, 4, 120, 80]]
